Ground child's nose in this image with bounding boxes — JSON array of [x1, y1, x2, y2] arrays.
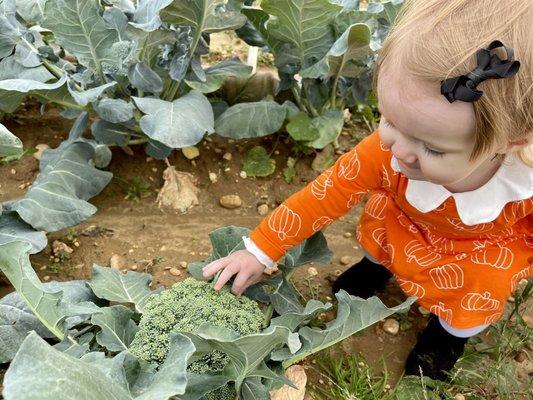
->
[[391, 141, 418, 164]]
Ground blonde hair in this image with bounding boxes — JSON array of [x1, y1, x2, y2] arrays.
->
[[373, 0, 533, 166]]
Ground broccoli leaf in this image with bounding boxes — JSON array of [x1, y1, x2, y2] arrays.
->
[[182, 324, 301, 393], [89, 264, 159, 313], [0, 122, 22, 157], [91, 305, 139, 352], [0, 242, 68, 341], [283, 230, 333, 268], [274, 291, 416, 368]]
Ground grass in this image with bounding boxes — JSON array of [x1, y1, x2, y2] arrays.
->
[[310, 279, 532, 400], [114, 176, 151, 202]]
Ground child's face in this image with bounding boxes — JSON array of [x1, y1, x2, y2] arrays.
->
[[376, 65, 499, 187]]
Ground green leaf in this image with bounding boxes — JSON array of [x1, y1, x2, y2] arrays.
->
[[0, 74, 67, 92], [243, 146, 276, 177], [215, 101, 287, 139], [300, 23, 372, 79], [94, 98, 134, 123], [3, 333, 133, 400], [307, 109, 344, 149], [161, 0, 247, 34], [0, 122, 22, 157], [133, 91, 214, 149], [91, 305, 138, 352], [185, 59, 253, 93], [128, 62, 163, 93], [240, 377, 270, 400], [130, 0, 173, 32], [279, 292, 416, 367], [7, 141, 113, 232], [126, 27, 175, 67], [283, 230, 333, 268], [311, 144, 335, 172], [0, 242, 67, 340], [260, 0, 341, 70], [270, 299, 331, 332], [0, 211, 47, 253], [182, 324, 300, 392], [286, 112, 320, 142], [91, 120, 131, 146], [67, 81, 117, 106], [89, 264, 158, 313], [42, 0, 120, 76], [15, 0, 46, 23]]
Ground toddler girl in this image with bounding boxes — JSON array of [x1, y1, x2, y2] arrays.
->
[[203, 0, 532, 380]]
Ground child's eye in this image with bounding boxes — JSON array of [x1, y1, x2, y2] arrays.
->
[[423, 145, 445, 157]]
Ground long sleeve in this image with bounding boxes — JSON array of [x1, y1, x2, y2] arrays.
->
[[249, 131, 386, 262]]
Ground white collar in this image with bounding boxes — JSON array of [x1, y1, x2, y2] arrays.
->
[[390, 154, 533, 225]]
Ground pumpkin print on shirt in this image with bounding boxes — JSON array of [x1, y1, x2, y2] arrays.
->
[[250, 131, 533, 329]]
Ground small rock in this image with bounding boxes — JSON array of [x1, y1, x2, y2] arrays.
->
[[257, 204, 269, 216], [110, 254, 126, 270], [73, 241, 80, 247], [224, 167, 230, 172], [334, 269, 342, 277], [209, 172, 218, 183], [454, 395, 466, 400], [33, 143, 50, 161], [514, 351, 526, 363], [274, 150, 280, 155], [39, 266, 46, 270], [151, 167, 158, 173], [182, 146, 200, 159], [10, 168, 16, 175], [382, 318, 400, 335], [43, 275, 50, 282], [222, 152, 232, 161], [146, 157, 154, 162], [340, 256, 351, 265], [53, 257, 60, 263], [220, 195, 242, 209], [160, 245, 167, 251], [130, 265, 138, 271], [128, 249, 134, 254], [307, 267, 318, 276], [239, 171, 247, 179], [326, 296, 332, 301], [52, 240, 74, 256], [343, 232, 352, 238], [122, 146, 134, 156], [169, 268, 181, 277], [260, 194, 268, 199], [214, 148, 223, 154], [179, 261, 188, 269]]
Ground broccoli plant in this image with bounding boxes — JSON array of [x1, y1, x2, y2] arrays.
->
[[216, 0, 404, 151], [0, 226, 415, 399]]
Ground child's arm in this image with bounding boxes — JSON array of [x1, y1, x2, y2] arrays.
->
[[203, 132, 386, 295]]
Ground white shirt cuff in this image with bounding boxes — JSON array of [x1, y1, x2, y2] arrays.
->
[[242, 236, 276, 269]]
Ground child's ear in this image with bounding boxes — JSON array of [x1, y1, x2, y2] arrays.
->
[[500, 135, 533, 153]]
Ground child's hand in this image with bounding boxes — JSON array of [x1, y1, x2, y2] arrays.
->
[[202, 249, 266, 296]]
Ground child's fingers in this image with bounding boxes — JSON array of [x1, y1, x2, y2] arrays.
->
[[212, 263, 239, 291], [231, 271, 251, 296], [202, 258, 231, 277]]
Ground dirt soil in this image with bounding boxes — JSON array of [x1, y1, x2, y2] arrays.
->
[[1, 106, 530, 398]]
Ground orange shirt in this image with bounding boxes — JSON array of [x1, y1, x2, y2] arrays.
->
[[250, 131, 532, 329]]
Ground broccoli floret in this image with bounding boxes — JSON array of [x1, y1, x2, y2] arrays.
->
[[129, 278, 264, 400]]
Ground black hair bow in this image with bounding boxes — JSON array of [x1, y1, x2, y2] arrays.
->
[[441, 40, 521, 103]]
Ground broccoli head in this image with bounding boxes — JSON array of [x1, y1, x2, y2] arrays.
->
[[129, 277, 265, 399]]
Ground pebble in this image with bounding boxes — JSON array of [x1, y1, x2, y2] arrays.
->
[[382, 318, 400, 335], [10, 168, 16, 175], [151, 167, 158, 173], [110, 254, 126, 270], [209, 172, 218, 183], [219, 195, 242, 209], [169, 268, 181, 277], [222, 152, 232, 161], [224, 167, 230, 172], [239, 171, 247, 179], [214, 148, 223, 154], [307, 267, 318, 276], [146, 157, 154, 162], [257, 204, 269, 216], [130, 265, 138, 271], [182, 146, 200, 159], [334, 269, 342, 277], [43, 275, 50, 282], [160, 245, 167, 251], [340, 256, 351, 265], [33, 144, 50, 161], [52, 240, 73, 256], [53, 257, 60, 263], [179, 261, 188, 268], [343, 232, 352, 238], [454, 395, 466, 400], [326, 296, 332, 301]]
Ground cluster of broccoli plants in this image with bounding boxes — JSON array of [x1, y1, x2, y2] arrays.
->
[[0, 226, 414, 399]]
